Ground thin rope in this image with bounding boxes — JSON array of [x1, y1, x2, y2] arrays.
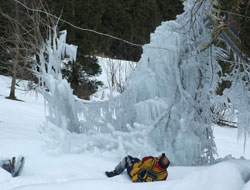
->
[[12, 0, 250, 65], [13, 0, 143, 47]]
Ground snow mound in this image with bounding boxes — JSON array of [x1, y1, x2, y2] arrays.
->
[[0, 169, 12, 184], [174, 162, 244, 190], [3, 160, 250, 190]]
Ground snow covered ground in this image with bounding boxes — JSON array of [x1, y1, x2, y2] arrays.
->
[[1, 74, 250, 190]]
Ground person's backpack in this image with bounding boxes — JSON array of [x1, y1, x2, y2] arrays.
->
[[137, 169, 157, 182]]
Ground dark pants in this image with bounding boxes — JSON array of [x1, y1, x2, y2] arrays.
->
[[0, 158, 14, 175], [114, 155, 141, 177]]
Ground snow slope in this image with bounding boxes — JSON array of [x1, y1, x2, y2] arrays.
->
[[0, 75, 250, 190]]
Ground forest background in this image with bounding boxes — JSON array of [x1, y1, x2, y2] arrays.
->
[[0, 0, 249, 100]]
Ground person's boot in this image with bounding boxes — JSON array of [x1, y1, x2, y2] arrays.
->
[[105, 156, 130, 178], [11, 157, 16, 170], [105, 170, 118, 177], [12, 156, 25, 177]]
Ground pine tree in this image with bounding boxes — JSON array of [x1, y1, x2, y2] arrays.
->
[[47, 0, 103, 99], [239, 0, 250, 50]]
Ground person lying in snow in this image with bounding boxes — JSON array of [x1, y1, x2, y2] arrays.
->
[[0, 156, 25, 177], [105, 153, 170, 182]]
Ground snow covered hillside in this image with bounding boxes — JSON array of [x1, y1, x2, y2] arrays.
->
[[0, 74, 250, 190]]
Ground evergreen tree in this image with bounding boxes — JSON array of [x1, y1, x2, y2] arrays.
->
[[0, 0, 15, 76], [239, 0, 250, 50], [47, 0, 103, 99], [99, 0, 183, 61]]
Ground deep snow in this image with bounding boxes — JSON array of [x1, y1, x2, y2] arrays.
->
[[0, 73, 250, 190]]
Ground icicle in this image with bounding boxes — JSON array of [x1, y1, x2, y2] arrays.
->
[[34, 26, 81, 134]]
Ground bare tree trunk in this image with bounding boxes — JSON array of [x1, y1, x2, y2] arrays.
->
[[1, 0, 55, 99], [8, 2, 20, 100], [9, 59, 18, 100]]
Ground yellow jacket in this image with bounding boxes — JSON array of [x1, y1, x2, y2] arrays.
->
[[130, 156, 168, 182]]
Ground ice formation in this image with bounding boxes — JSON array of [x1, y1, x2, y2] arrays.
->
[[35, 28, 80, 133], [36, 0, 250, 166], [82, 0, 221, 165]]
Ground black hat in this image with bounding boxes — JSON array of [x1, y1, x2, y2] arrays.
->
[[158, 153, 170, 169]]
